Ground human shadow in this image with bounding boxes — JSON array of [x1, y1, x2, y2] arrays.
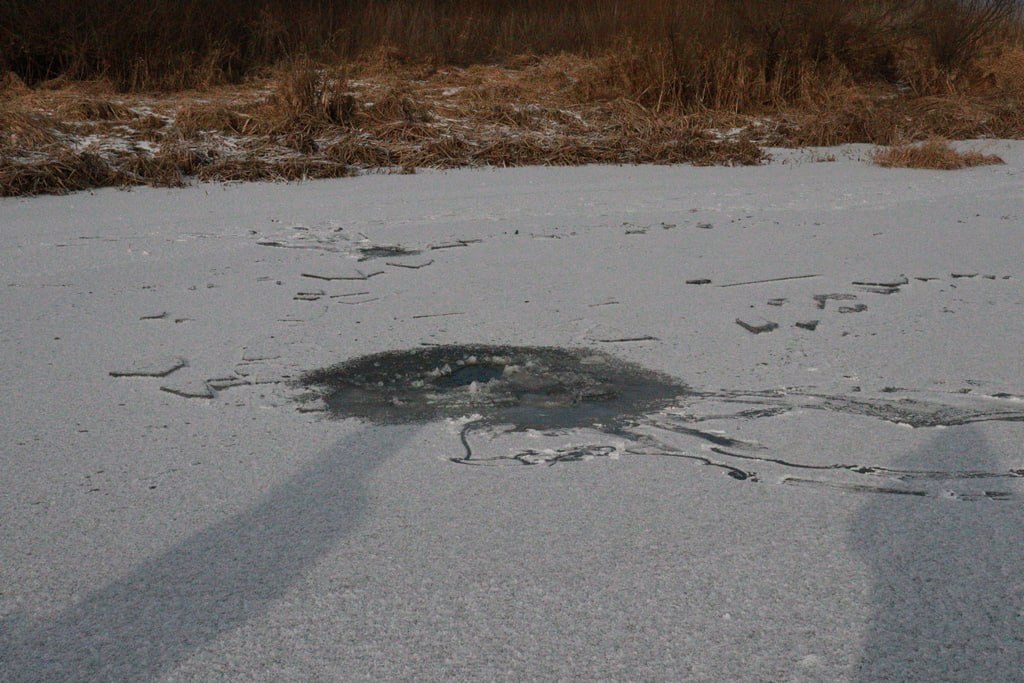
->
[[0, 424, 416, 682], [850, 425, 1024, 681]]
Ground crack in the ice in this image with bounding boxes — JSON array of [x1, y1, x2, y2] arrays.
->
[[447, 393, 1024, 496], [303, 345, 1024, 500], [706, 446, 1024, 482]]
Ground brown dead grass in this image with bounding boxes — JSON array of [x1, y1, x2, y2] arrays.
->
[[978, 46, 1024, 96], [194, 155, 352, 183], [1, 50, 1022, 197], [871, 138, 1005, 168], [61, 98, 134, 121], [175, 64, 356, 137], [1, 1, 1022, 197], [175, 103, 259, 136], [1, 71, 30, 94], [0, 107, 66, 148], [256, 64, 357, 134], [4, 0, 1022, 99], [0, 148, 127, 197]]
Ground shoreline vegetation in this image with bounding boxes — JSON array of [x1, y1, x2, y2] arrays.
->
[[2, 0, 1023, 196]]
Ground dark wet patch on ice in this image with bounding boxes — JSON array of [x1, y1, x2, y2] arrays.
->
[[302, 345, 687, 432], [300, 346, 1024, 498]]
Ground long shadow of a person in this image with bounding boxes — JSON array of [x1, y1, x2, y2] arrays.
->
[[850, 424, 1024, 681], [0, 424, 417, 682]]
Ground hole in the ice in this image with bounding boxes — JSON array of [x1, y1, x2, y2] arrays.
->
[[437, 364, 505, 388], [301, 344, 687, 430]]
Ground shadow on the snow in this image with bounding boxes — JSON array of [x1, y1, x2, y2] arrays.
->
[[0, 425, 415, 682], [850, 425, 1024, 681]]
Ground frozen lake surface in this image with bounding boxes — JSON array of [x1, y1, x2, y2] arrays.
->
[[2, 143, 1023, 680]]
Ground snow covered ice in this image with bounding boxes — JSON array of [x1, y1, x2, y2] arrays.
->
[[2, 142, 1023, 680]]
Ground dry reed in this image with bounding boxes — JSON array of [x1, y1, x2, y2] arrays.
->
[[2, 1, 1023, 196], [3, 0, 1021, 100], [871, 138, 1005, 168]]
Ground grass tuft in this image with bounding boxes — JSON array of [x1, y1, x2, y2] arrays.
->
[[0, 107, 66, 147], [871, 138, 1005, 168], [62, 99, 134, 121], [0, 149, 126, 197], [259, 64, 357, 134]]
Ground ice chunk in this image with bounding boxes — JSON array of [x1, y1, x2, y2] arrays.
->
[[110, 356, 187, 378]]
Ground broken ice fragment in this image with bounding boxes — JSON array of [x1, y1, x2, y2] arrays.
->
[[207, 376, 251, 390], [358, 245, 420, 261], [387, 258, 434, 269], [160, 378, 215, 399], [109, 356, 187, 378], [736, 319, 779, 334], [813, 293, 858, 309], [301, 268, 382, 281], [296, 398, 328, 413], [856, 286, 900, 295], [852, 276, 908, 288], [241, 340, 281, 362]]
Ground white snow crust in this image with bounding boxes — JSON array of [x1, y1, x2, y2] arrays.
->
[[2, 143, 1023, 680]]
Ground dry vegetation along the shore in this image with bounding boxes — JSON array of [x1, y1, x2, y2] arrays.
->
[[871, 138, 1005, 167], [2, 0, 1023, 196]]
